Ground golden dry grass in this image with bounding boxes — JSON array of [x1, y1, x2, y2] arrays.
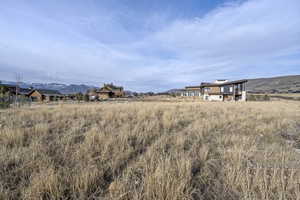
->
[[0, 101, 300, 200], [269, 93, 300, 97]]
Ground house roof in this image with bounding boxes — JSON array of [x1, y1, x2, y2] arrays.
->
[[103, 84, 123, 90], [185, 86, 201, 89], [18, 88, 32, 95], [29, 89, 62, 96], [200, 79, 248, 87], [98, 88, 113, 93], [97, 83, 123, 94], [98, 90, 113, 93]]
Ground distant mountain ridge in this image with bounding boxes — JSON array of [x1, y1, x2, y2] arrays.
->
[[0, 81, 97, 94], [246, 75, 300, 93]]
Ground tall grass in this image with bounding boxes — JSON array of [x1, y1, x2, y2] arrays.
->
[[0, 101, 299, 200]]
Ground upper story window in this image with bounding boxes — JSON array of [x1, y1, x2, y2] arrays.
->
[[220, 87, 224, 92], [204, 88, 210, 92]]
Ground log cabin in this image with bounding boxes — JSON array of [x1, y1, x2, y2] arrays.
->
[[95, 83, 124, 100], [28, 89, 63, 102]]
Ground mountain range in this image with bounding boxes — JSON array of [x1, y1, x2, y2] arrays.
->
[[0, 81, 97, 94], [1, 75, 300, 94]]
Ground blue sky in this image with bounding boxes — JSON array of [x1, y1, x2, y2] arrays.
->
[[0, 0, 299, 91]]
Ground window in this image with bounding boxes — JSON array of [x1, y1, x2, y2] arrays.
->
[[31, 96, 38, 102], [204, 88, 211, 92], [220, 87, 224, 92], [229, 87, 233, 92]]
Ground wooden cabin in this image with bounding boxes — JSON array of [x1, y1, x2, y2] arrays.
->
[[28, 89, 63, 102], [93, 83, 125, 100]]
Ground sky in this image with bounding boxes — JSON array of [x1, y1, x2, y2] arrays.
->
[[0, 0, 300, 92]]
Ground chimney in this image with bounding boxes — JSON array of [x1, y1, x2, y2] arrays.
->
[[214, 80, 228, 84]]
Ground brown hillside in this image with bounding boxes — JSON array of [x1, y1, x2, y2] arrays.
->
[[247, 75, 300, 93]]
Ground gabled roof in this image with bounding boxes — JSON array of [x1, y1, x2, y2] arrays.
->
[[29, 89, 62, 96], [18, 88, 32, 95], [200, 79, 248, 87], [103, 84, 123, 90], [97, 83, 123, 94], [98, 88, 113, 93]]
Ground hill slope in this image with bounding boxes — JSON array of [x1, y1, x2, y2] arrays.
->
[[247, 75, 300, 93]]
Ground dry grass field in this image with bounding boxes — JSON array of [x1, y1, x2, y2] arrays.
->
[[270, 93, 300, 97], [0, 101, 300, 200]]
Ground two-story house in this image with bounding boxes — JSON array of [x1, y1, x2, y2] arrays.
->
[[180, 79, 248, 101], [200, 79, 247, 101]]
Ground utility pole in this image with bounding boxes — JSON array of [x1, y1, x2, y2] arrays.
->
[[15, 73, 22, 107]]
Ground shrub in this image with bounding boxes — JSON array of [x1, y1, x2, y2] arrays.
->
[[84, 94, 90, 102], [247, 94, 270, 101], [0, 101, 10, 109]]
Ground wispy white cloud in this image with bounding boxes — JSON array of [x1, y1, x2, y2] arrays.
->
[[0, 0, 299, 91], [131, 0, 300, 89]]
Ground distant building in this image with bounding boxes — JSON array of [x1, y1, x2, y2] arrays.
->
[[18, 88, 33, 97], [181, 86, 202, 97], [0, 84, 18, 95], [0, 84, 32, 97], [87, 88, 99, 101], [28, 89, 63, 101], [201, 79, 247, 101], [89, 83, 125, 100], [180, 79, 248, 101]]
